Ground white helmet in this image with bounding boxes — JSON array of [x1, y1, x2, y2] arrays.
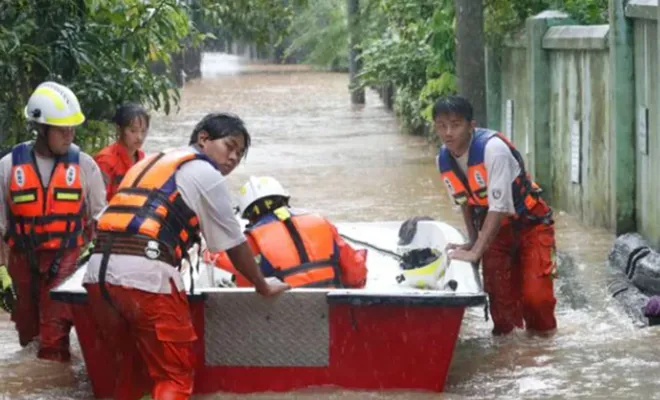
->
[[24, 81, 86, 127], [237, 176, 290, 218]]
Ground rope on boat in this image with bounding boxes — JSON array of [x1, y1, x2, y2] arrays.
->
[[339, 233, 403, 260]]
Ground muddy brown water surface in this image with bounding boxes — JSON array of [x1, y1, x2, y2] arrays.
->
[[0, 53, 656, 400]]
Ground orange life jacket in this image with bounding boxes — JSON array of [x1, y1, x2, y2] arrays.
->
[[95, 147, 212, 266], [438, 128, 551, 227], [246, 208, 342, 288], [6, 142, 85, 250], [94, 141, 145, 201]]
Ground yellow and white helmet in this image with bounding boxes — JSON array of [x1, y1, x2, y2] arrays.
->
[[24, 81, 86, 127], [237, 176, 290, 219]]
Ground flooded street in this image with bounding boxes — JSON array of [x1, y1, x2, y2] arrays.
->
[[0, 53, 657, 399]]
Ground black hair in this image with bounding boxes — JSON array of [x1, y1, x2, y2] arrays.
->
[[188, 112, 251, 158], [112, 103, 150, 129], [432, 95, 474, 121]]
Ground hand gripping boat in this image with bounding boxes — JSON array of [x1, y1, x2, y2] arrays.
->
[[51, 219, 486, 397]]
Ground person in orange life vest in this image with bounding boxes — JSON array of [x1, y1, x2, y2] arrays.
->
[[0, 81, 107, 362], [208, 176, 368, 289], [433, 95, 557, 337], [94, 103, 149, 201], [82, 113, 291, 400]]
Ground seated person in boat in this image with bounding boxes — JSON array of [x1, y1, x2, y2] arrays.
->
[[434, 95, 557, 337], [207, 176, 368, 288], [82, 114, 290, 400]]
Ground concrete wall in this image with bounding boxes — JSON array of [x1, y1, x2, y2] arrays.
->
[[631, 3, 660, 245], [499, 37, 531, 166], [492, 2, 659, 236], [495, 22, 615, 229], [545, 26, 612, 229]]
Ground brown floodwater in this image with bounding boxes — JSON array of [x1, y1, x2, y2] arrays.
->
[[0, 53, 654, 400]]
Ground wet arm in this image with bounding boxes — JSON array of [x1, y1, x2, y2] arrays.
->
[[469, 211, 505, 259], [226, 243, 271, 294], [81, 154, 108, 228], [461, 205, 478, 245]]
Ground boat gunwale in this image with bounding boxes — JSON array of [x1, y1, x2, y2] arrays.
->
[[51, 287, 486, 307]]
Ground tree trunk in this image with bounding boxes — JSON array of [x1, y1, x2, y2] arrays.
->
[[347, 0, 365, 104], [454, 0, 487, 126]]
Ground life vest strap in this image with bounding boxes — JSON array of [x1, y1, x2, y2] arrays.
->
[[298, 278, 337, 288], [114, 187, 198, 239], [94, 232, 178, 266], [277, 214, 343, 287], [274, 258, 337, 280], [7, 213, 84, 249], [280, 217, 310, 264]]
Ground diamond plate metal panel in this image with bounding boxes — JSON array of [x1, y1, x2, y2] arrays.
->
[[204, 291, 329, 367]]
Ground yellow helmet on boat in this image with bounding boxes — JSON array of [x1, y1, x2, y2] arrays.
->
[[396, 248, 447, 290]]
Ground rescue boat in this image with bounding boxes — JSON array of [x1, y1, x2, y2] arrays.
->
[[51, 219, 486, 398]]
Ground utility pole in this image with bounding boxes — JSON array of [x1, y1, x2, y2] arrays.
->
[[347, 0, 365, 104], [454, 0, 486, 126]]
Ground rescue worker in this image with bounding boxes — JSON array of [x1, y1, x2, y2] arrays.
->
[[82, 113, 290, 400], [94, 103, 149, 201], [0, 81, 107, 361], [208, 176, 368, 289], [434, 95, 557, 336]]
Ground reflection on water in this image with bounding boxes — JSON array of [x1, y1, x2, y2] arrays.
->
[[0, 53, 648, 400]]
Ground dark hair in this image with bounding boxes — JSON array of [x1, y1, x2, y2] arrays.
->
[[112, 103, 150, 129], [188, 113, 251, 158], [432, 95, 473, 121]]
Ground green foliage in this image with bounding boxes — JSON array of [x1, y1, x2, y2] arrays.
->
[[0, 0, 299, 151], [484, 0, 608, 45], [283, 0, 348, 71], [358, 0, 455, 135], [559, 0, 608, 24], [0, 0, 194, 149], [282, 0, 608, 138], [197, 0, 304, 57]]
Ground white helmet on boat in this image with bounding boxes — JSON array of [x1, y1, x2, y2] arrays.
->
[[237, 176, 290, 219], [396, 248, 448, 290], [25, 81, 86, 127]]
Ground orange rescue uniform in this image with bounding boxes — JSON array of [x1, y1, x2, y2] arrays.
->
[[208, 209, 367, 289], [94, 140, 145, 201], [85, 148, 211, 400], [5, 142, 86, 361], [438, 128, 557, 334]]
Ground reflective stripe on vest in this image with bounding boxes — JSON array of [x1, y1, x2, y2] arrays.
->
[[247, 208, 342, 288], [6, 142, 84, 250], [96, 148, 212, 265], [437, 128, 542, 220]]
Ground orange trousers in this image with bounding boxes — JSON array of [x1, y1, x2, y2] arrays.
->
[[481, 222, 557, 335], [8, 248, 79, 362], [84, 281, 197, 400]]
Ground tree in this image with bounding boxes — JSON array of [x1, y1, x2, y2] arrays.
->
[[0, 0, 302, 151], [454, 0, 486, 126]]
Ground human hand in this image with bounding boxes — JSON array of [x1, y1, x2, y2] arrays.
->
[[445, 242, 473, 252], [256, 278, 291, 297], [0, 265, 15, 313], [447, 249, 480, 264]]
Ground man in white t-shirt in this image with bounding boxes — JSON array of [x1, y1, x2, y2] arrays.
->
[[434, 95, 557, 337], [83, 113, 290, 400], [0, 82, 107, 362]]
